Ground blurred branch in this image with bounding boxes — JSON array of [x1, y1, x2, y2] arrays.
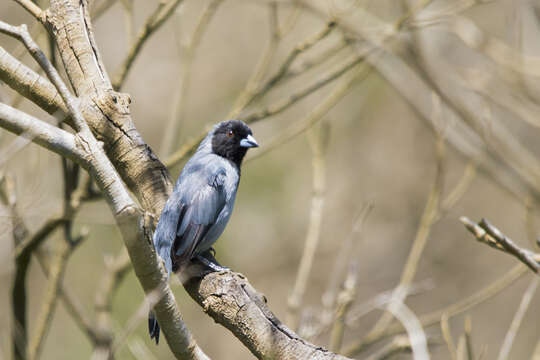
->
[[13, 0, 45, 22], [321, 203, 373, 329], [112, 0, 186, 89], [244, 20, 337, 108], [92, 248, 132, 360], [239, 54, 364, 124], [464, 317, 475, 360], [497, 277, 539, 360], [461, 217, 540, 273], [27, 235, 74, 360], [357, 135, 445, 351], [91, 0, 120, 19], [0, 174, 30, 360], [329, 263, 358, 353], [441, 313, 457, 360], [161, 0, 224, 157], [344, 264, 528, 356], [34, 248, 101, 345], [227, 2, 281, 119], [364, 335, 434, 360], [286, 121, 329, 329], [165, 53, 365, 168]]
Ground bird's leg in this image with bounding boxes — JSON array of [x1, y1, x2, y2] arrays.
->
[[194, 254, 229, 272]]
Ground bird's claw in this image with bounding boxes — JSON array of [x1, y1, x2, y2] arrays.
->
[[195, 254, 230, 272]]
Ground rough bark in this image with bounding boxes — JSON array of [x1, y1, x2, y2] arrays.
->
[[185, 271, 349, 360], [46, 0, 172, 217], [1, 1, 355, 359]]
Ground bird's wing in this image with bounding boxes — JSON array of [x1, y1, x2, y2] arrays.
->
[[171, 168, 228, 270]]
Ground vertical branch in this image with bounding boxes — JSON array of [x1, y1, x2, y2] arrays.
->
[[497, 277, 539, 360], [227, 3, 281, 119], [286, 121, 329, 329], [0, 175, 29, 360], [26, 238, 71, 360], [364, 132, 446, 343], [329, 263, 358, 352], [441, 313, 457, 360], [464, 317, 474, 360], [161, 0, 224, 157], [92, 249, 132, 360]]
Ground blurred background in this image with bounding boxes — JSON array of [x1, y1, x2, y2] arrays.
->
[[1, 0, 539, 359]]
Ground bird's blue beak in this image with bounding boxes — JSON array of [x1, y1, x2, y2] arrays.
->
[[240, 134, 259, 148]]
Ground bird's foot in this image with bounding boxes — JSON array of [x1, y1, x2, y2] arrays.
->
[[195, 254, 230, 272]]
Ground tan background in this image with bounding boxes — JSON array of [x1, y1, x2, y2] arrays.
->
[[0, 0, 538, 359]]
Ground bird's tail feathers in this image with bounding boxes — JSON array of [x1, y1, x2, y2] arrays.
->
[[148, 311, 160, 345]]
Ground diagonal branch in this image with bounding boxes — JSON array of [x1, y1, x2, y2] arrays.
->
[[461, 217, 540, 273], [0, 103, 85, 161], [112, 0, 186, 88]]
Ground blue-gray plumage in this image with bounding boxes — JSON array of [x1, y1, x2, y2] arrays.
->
[[149, 120, 258, 344]]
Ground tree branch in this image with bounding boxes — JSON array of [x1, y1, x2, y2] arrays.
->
[[112, 0, 186, 89], [185, 271, 351, 360], [461, 217, 540, 273], [0, 103, 85, 161]]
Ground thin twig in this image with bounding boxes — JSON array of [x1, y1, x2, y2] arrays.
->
[[165, 54, 366, 168], [464, 316, 474, 360], [321, 203, 373, 327], [441, 313, 457, 360], [227, 2, 281, 119], [363, 135, 445, 345], [343, 264, 528, 356], [27, 238, 72, 360], [13, 0, 44, 22], [0, 174, 29, 360], [329, 262, 358, 352], [246, 61, 370, 162], [161, 0, 224, 157], [461, 217, 540, 273], [286, 121, 329, 329], [497, 277, 539, 360], [34, 249, 100, 345], [246, 20, 337, 107], [239, 54, 365, 124], [112, 0, 186, 89], [91, 248, 132, 359]]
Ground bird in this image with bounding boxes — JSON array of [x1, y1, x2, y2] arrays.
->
[[148, 119, 258, 344]]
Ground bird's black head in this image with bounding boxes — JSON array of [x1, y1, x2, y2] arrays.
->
[[211, 120, 258, 168]]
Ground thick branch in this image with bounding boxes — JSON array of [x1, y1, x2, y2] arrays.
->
[[48, 0, 172, 216], [185, 271, 351, 360], [0, 46, 67, 117]]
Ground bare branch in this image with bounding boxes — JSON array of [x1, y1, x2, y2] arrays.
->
[[13, 0, 45, 22], [0, 103, 85, 161], [239, 54, 364, 124], [461, 217, 540, 273], [328, 263, 358, 352], [244, 20, 337, 108], [161, 0, 224, 157], [0, 46, 67, 117], [27, 238, 73, 360], [344, 264, 528, 356], [360, 135, 445, 346], [227, 3, 281, 119], [112, 0, 186, 88], [184, 270, 352, 360], [286, 121, 329, 329]]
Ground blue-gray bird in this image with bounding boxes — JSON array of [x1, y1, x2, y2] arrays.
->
[[148, 120, 258, 344]]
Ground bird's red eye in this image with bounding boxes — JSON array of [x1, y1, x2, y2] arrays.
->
[[227, 130, 234, 138]]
